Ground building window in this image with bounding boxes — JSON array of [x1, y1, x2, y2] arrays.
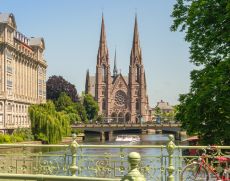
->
[[102, 98, 106, 110], [0, 114, 3, 124], [7, 103, 12, 111], [0, 102, 3, 111], [136, 99, 139, 111], [7, 66, 12, 73], [7, 80, 13, 87], [7, 29, 12, 42], [7, 87, 12, 96]]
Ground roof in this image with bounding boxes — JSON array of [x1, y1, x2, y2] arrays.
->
[[156, 100, 173, 110], [0, 13, 10, 23], [0, 13, 16, 27], [181, 136, 199, 142], [29, 37, 45, 49]]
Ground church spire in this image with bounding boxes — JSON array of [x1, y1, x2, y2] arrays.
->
[[97, 14, 109, 64], [130, 15, 142, 64], [85, 69, 90, 94], [113, 49, 118, 77], [133, 15, 140, 48], [100, 14, 106, 46]]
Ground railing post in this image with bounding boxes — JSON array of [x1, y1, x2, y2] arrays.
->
[[70, 133, 79, 176], [166, 134, 175, 181], [121, 152, 146, 181]]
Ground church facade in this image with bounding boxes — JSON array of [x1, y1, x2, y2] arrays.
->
[[85, 16, 151, 123]]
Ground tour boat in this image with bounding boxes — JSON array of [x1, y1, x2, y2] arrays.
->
[[115, 135, 140, 142]]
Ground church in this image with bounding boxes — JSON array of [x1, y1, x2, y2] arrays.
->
[[85, 15, 151, 123]]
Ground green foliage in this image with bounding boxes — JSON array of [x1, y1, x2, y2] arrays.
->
[[171, 0, 229, 66], [75, 102, 88, 123], [55, 92, 74, 112], [29, 101, 71, 144], [95, 114, 103, 122], [13, 128, 34, 141], [13, 136, 24, 142], [55, 92, 87, 124], [171, 0, 230, 145], [0, 129, 34, 144], [3, 134, 11, 143], [83, 94, 99, 120], [176, 61, 230, 145]]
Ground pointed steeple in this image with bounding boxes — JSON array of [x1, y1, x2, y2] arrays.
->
[[130, 15, 142, 65], [100, 14, 106, 46], [85, 69, 90, 94], [133, 15, 140, 48], [97, 14, 109, 64], [113, 49, 118, 77]]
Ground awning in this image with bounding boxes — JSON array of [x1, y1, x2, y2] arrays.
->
[[181, 136, 199, 142]]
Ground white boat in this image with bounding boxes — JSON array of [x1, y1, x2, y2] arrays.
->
[[115, 135, 140, 142]]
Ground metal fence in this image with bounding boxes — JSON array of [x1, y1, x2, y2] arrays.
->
[[0, 134, 229, 181]]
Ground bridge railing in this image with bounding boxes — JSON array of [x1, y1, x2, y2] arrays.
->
[[0, 135, 229, 181], [71, 122, 182, 128]]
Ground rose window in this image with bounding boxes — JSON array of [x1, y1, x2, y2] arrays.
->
[[115, 90, 126, 106]]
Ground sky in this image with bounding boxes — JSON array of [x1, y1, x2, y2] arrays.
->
[[0, 0, 193, 106]]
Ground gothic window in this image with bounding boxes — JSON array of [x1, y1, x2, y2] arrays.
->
[[136, 65, 140, 82], [102, 98, 106, 110], [115, 90, 126, 106], [136, 99, 139, 111], [111, 112, 117, 122], [125, 113, 131, 122], [102, 64, 106, 82], [102, 86, 106, 95], [118, 112, 124, 123]]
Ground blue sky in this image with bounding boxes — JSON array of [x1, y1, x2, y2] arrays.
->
[[0, 0, 193, 106]]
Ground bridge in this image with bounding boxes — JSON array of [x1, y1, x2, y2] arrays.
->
[[0, 134, 229, 181], [71, 123, 182, 141]]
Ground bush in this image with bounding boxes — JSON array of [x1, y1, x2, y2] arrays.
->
[[14, 135, 24, 142], [13, 128, 34, 141], [3, 134, 12, 143], [0, 134, 4, 143]]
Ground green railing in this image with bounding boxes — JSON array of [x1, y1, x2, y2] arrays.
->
[[0, 134, 229, 181]]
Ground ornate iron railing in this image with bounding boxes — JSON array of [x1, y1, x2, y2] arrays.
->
[[0, 135, 229, 181]]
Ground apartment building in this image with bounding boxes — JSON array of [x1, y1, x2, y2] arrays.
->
[[0, 13, 47, 133]]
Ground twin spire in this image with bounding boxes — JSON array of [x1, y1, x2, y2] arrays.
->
[[99, 14, 107, 49], [98, 14, 141, 73]]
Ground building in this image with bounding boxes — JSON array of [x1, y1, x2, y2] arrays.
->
[[85, 15, 151, 123], [151, 100, 174, 121], [0, 13, 47, 133], [155, 100, 173, 114]]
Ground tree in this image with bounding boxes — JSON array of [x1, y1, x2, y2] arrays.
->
[[75, 102, 88, 123], [55, 92, 74, 112], [83, 94, 99, 121], [47, 75, 78, 102], [171, 0, 230, 145], [29, 101, 71, 144]]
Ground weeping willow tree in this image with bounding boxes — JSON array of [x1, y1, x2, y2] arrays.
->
[[29, 101, 71, 144]]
